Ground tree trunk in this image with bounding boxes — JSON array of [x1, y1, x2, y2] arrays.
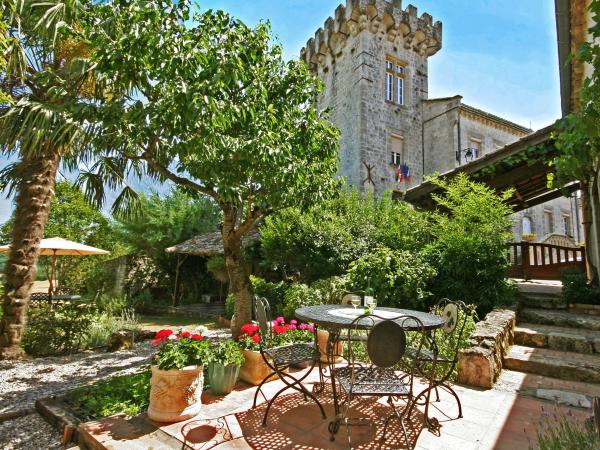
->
[[0, 153, 59, 359], [221, 209, 253, 339]]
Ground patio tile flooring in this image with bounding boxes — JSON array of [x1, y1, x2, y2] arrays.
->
[[79, 367, 592, 449]]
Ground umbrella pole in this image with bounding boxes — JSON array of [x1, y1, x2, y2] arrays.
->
[[49, 250, 57, 303]]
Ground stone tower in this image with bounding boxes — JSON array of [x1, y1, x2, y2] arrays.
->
[[301, 0, 442, 194]]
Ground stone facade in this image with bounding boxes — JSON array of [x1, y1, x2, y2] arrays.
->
[[302, 0, 580, 243], [301, 0, 442, 195]]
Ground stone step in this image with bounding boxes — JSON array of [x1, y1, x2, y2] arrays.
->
[[495, 369, 600, 409], [516, 294, 567, 310], [518, 308, 600, 331], [515, 323, 600, 354], [503, 345, 600, 384]]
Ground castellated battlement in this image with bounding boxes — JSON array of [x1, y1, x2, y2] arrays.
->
[[301, 0, 442, 70]]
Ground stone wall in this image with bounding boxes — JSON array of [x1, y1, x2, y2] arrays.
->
[[458, 309, 516, 389]]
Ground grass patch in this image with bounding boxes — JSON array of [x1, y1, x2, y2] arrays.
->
[[138, 314, 217, 332], [63, 370, 151, 421]]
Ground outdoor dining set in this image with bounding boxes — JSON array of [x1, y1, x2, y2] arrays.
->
[[250, 293, 472, 449]]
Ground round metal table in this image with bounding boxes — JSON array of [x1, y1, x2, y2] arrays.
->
[[295, 304, 445, 331]]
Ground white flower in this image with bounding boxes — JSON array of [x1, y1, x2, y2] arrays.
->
[[195, 325, 208, 334], [168, 334, 178, 340]]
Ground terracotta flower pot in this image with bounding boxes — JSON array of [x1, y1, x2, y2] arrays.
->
[[239, 350, 281, 386], [148, 365, 204, 422], [208, 362, 240, 395], [317, 329, 343, 364]]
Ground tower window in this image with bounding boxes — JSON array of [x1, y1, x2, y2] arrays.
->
[[385, 57, 406, 105]]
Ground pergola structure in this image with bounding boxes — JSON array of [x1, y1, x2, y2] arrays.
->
[[399, 125, 579, 213], [164, 229, 259, 305]]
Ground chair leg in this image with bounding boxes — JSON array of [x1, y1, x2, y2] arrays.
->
[[252, 372, 277, 408], [439, 383, 463, 419]]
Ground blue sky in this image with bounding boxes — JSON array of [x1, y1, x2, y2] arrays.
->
[[0, 0, 562, 224]]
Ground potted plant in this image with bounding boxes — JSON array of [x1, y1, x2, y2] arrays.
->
[[206, 340, 245, 395], [236, 317, 315, 385], [147, 329, 210, 423]]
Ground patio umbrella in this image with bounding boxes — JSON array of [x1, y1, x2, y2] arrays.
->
[[0, 237, 109, 295]]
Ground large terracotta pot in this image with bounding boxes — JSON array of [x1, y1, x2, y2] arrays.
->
[[148, 365, 204, 422], [208, 362, 240, 395], [317, 329, 343, 364], [239, 350, 280, 386]]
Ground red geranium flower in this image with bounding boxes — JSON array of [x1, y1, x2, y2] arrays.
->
[[179, 331, 191, 338], [190, 334, 204, 340], [251, 334, 261, 343], [152, 329, 174, 345], [273, 325, 287, 335]]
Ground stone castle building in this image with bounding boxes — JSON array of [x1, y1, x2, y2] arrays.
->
[[301, 0, 581, 243]]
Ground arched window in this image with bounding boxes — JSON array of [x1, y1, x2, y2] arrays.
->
[[522, 216, 533, 235]]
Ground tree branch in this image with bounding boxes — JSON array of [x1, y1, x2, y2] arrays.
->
[[141, 148, 215, 198]]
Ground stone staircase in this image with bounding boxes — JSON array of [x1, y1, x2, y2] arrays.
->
[[499, 280, 600, 408]]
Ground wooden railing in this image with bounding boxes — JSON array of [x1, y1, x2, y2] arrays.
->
[[507, 242, 586, 280]]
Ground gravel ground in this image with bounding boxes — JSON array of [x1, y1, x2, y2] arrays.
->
[[0, 329, 232, 450]]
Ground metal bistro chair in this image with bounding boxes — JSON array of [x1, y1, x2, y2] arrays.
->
[[329, 313, 426, 449], [406, 299, 473, 429], [251, 296, 326, 426]]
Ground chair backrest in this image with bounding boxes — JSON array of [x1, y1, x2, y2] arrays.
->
[[434, 298, 474, 377], [253, 296, 271, 337], [345, 314, 425, 368]]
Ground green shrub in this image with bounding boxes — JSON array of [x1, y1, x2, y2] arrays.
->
[[23, 303, 96, 356], [85, 309, 140, 348], [95, 294, 129, 316], [561, 269, 600, 305], [530, 406, 599, 450], [346, 247, 436, 310], [260, 188, 430, 282], [63, 370, 151, 421], [250, 276, 290, 317], [310, 275, 349, 304], [424, 174, 515, 316], [282, 283, 323, 319], [224, 293, 235, 320]]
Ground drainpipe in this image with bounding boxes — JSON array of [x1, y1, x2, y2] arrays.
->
[[457, 109, 462, 165]]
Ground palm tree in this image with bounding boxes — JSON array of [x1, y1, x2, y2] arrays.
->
[[0, 0, 96, 359]]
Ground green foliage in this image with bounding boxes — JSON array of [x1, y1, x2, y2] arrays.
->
[[346, 247, 435, 310], [250, 276, 290, 318], [282, 283, 323, 319], [309, 276, 350, 304], [260, 188, 429, 282], [206, 340, 245, 367], [115, 188, 221, 300], [530, 406, 599, 450], [561, 269, 600, 305], [224, 293, 235, 320], [0, 182, 120, 293], [206, 256, 228, 283], [423, 174, 515, 315], [23, 303, 96, 356], [64, 370, 151, 421], [86, 309, 139, 349], [474, 143, 557, 180], [153, 336, 211, 371]]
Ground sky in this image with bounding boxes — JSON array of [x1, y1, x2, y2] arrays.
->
[[0, 0, 562, 224]]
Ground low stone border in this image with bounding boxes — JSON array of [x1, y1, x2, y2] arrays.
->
[[35, 398, 80, 446], [457, 309, 516, 389]]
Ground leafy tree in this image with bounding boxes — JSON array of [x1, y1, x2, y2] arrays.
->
[[553, 0, 600, 284], [423, 174, 515, 316], [79, 1, 339, 336], [260, 188, 430, 282], [0, 181, 117, 290], [116, 188, 221, 304], [0, 0, 100, 359]]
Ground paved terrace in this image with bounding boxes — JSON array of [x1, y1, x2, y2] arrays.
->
[[80, 366, 590, 450]]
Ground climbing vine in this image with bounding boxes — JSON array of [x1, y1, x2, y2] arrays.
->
[[472, 142, 557, 180]]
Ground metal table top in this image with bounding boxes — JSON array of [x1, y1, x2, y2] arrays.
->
[[295, 304, 445, 331]]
